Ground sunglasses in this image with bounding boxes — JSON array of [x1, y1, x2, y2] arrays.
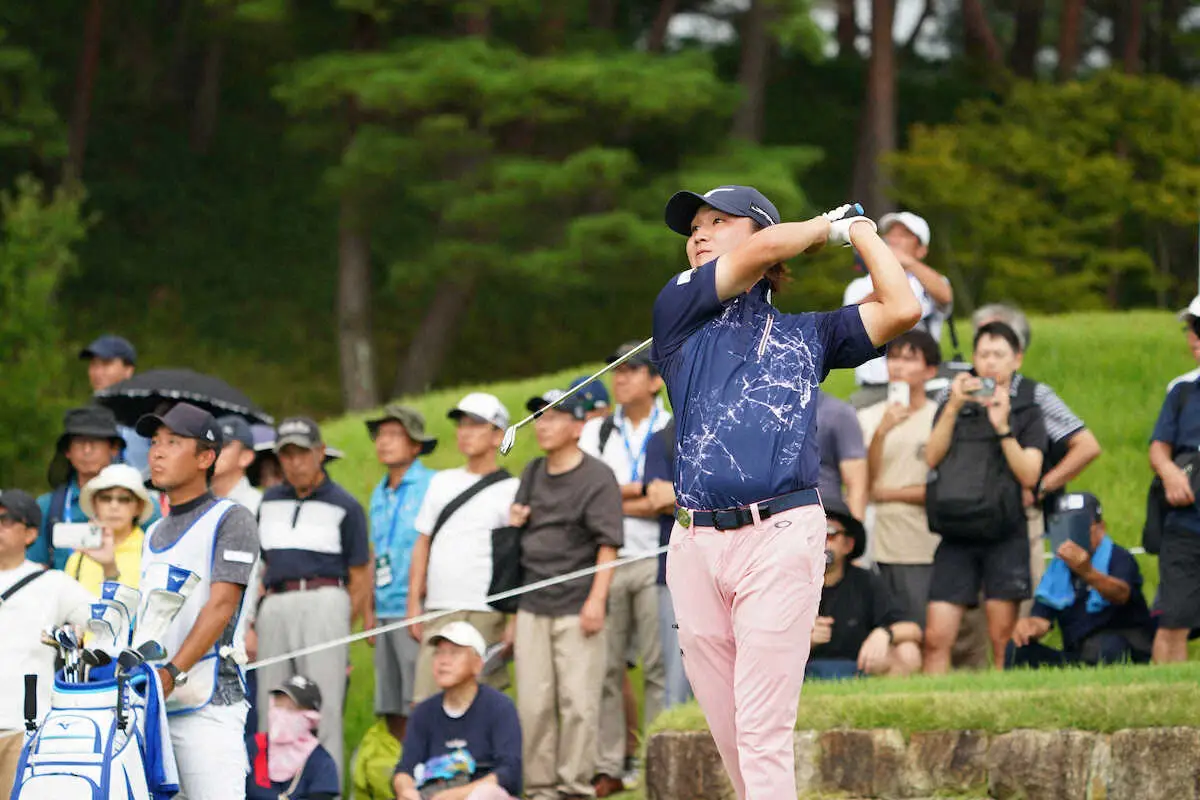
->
[[95, 491, 138, 505]]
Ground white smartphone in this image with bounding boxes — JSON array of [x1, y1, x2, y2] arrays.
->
[[52, 522, 103, 551], [887, 381, 911, 407]]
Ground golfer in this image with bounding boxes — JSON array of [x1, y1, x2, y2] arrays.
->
[[652, 186, 920, 799]]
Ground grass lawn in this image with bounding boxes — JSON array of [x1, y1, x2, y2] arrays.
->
[[318, 310, 1196, 768]]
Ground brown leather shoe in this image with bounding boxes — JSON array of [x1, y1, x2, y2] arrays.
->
[[593, 774, 626, 797]]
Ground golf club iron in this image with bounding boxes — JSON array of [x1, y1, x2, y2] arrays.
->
[[55, 627, 80, 683], [498, 336, 654, 455], [131, 589, 187, 649], [101, 581, 141, 646], [80, 648, 112, 682]]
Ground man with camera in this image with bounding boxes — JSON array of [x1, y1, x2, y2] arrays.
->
[[922, 322, 1047, 673], [1008, 492, 1152, 668]]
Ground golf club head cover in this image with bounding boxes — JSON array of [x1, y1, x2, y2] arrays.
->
[[824, 203, 876, 247], [133, 589, 186, 650]]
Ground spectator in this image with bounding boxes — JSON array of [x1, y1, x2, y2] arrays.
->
[[0, 488, 94, 793], [32, 406, 147, 570], [570, 375, 611, 421], [1148, 315, 1200, 663], [1166, 296, 1200, 392], [816, 391, 868, 521], [857, 330, 942, 625], [844, 213, 953, 409], [923, 322, 1047, 673], [364, 404, 438, 743], [407, 394, 517, 705], [80, 334, 150, 475], [393, 622, 523, 800], [65, 463, 154, 592], [215, 416, 265, 515], [246, 675, 340, 800], [579, 341, 672, 797], [509, 390, 623, 800], [643, 420, 692, 710], [806, 501, 923, 679], [249, 424, 286, 490], [257, 416, 371, 778], [1008, 493, 1153, 668]]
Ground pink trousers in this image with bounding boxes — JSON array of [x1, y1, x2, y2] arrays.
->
[[666, 502, 826, 800]]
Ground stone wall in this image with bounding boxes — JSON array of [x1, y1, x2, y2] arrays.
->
[[646, 728, 1200, 799]]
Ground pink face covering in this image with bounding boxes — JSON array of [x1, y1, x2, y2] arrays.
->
[[267, 704, 322, 783]]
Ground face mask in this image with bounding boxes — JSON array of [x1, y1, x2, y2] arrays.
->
[[267, 705, 321, 783]]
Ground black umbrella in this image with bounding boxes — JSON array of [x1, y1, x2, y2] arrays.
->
[[95, 369, 274, 427]]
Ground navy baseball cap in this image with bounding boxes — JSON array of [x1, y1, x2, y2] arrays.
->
[[664, 185, 781, 237], [569, 376, 610, 412], [526, 390, 587, 421], [135, 402, 222, 447], [607, 340, 656, 373], [216, 415, 255, 449], [0, 489, 42, 528], [79, 335, 137, 365], [1055, 492, 1103, 523]]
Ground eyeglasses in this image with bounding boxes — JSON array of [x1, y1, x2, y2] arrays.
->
[[825, 525, 846, 537], [95, 491, 138, 505]]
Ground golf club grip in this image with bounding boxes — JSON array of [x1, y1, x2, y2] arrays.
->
[[23, 674, 36, 727]]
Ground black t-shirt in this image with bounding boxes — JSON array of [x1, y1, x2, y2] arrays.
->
[[810, 565, 906, 661]]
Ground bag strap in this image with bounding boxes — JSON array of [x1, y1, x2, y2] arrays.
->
[[517, 458, 545, 510], [430, 469, 513, 543], [944, 306, 963, 363], [598, 415, 618, 455], [0, 568, 47, 605]]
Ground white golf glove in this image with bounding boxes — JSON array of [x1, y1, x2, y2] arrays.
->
[[823, 203, 876, 247]]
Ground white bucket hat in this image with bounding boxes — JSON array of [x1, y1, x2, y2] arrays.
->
[[80, 463, 155, 525]]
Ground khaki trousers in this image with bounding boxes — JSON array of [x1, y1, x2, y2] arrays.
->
[[1021, 507, 1046, 618], [515, 610, 606, 800], [414, 609, 509, 703], [596, 558, 663, 776], [0, 730, 23, 796]]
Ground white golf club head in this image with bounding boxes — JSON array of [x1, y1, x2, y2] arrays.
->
[[101, 582, 141, 643], [86, 603, 123, 652], [95, 598, 131, 649], [132, 589, 186, 651], [499, 426, 517, 456]]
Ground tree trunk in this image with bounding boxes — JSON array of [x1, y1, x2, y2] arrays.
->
[[962, 0, 1003, 66], [589, 0, 617, 30], [337, 190, 379, 411], [189, 33, 224, 154], [1008, 0, 1045, 78], [731, 0, 771, 142], [1121, 0, 1144, 73], [852, 0, 896, 216], [836, 0, 857, 54], [392, 276, 478, 398], [63, 0, 104, 185], [1056, 0, 1084, 81], [646, 0, 678, 53]]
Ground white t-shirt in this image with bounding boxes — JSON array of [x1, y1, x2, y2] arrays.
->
[[225, 476, 263, 517], [579, 405, 673, 555], [415, 468, 519, 612], [844, 273, 951, 386], [0, 562, 95, 731]]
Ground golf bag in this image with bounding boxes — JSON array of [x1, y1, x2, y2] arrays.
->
[[12, 667, 176, 800]]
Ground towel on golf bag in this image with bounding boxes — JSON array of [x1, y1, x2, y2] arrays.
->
[[134, 662, 179, 800]]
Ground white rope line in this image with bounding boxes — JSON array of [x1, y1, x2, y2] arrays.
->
[[245, 544, 670, 672]]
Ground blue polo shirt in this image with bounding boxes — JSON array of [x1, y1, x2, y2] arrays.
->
[[651, 260, 881, 511], [369, 460, 436, 618], [1030, 544, 1152, 650], [1151, 378, 1200, 533], [258, 476, 370, 586]]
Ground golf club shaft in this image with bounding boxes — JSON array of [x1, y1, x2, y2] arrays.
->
[[509, 336, 653, 430]]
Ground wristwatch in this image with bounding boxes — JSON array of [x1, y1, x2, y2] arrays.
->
[[163, 662, 188, 687], [997, 430, 1014, 440]]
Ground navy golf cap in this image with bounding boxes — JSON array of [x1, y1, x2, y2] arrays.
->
[[1055, 492, 1103, 523], [664, 185, 781, 236], [0, 488, 42, 528], [526, 390, 587, 421], [80, 334, 137, 365], [217, 415, 255, 449], [135, 402, 222, 447]]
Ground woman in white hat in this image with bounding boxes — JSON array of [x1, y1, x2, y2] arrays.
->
[[66, 463, 155, 592]]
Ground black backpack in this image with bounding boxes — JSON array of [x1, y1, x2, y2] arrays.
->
[[926, 379, 1037, 542]]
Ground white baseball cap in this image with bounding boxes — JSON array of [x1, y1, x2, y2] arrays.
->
[[1177, 295, 1200, 321], [448, 392, 510, 430], [427, 621, 488, 659], [879, 211, 931, 247]]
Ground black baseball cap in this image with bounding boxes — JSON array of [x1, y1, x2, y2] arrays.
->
[[824, 499, 866, 561], [664, 185, 781, 237], [216, 415, 255, 449], [275, 417, 323, 452], [135, 402, 222, 447], [526, 389, 587, 421], [0, 489, 41, 528], [270, 674, 322, 712], [607, 340, 656, 373], [79, 335, 137, 365]]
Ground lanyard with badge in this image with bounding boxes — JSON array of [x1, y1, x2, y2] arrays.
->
[[620, 407, 659, 483], [374, 480, 409, 589]]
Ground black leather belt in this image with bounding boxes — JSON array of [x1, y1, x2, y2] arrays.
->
[[678, 488, 822, 531]]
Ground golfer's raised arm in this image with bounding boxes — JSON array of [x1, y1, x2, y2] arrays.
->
[[854, 223, 923, 347], [715, 217, 832, 301]]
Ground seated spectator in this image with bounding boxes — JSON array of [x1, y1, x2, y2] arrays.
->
[[80, 334, 151, 476], [816, 391, 867, 521], [1007, 493, 1153, 668], [246, 675, 340, 800], [806, 501, 923, 680], [65, 463, 154, 592], [394, 622, 522, 800], [0, 488, 95, 792], [923, 322, 1047, 673]]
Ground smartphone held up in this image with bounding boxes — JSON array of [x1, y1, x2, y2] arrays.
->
[[52, 522, 103, 551]]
